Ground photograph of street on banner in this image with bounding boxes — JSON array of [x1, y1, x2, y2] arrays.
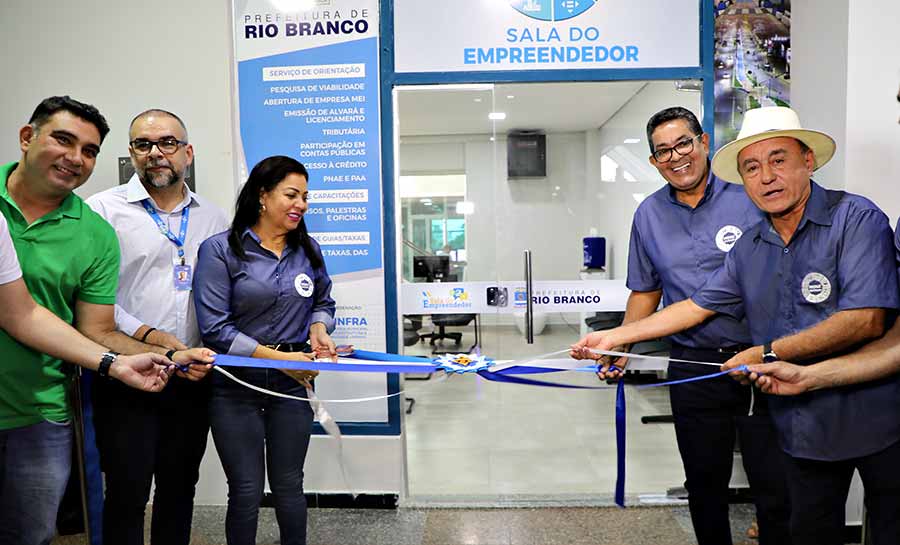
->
[[714, 0, 791, 150]]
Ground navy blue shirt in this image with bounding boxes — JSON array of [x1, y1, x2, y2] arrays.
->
[[194, 229, 336, 357], [693, 182, 900, 461], [627, 173, 764, 348]]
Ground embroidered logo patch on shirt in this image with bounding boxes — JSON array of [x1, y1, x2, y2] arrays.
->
[[801, 272, 832, 304], [294, 273, 314, 297], [715, 225, 743, 252]]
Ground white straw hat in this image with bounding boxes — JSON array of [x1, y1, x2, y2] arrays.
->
[[711, 107, 836, 184]]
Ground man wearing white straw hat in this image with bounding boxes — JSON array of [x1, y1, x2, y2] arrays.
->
[[573, 106, 900, 545], [745, 83, 900, 394], [585, 106, 789, 545]]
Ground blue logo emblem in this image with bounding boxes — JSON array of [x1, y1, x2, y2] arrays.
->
[[510, 0, 597, 22]]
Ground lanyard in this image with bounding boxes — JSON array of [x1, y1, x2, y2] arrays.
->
[[141, 199, 190, 264]]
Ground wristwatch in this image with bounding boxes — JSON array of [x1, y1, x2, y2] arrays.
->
[[98, 351, 119, 378], [762, 341, 779, 363]]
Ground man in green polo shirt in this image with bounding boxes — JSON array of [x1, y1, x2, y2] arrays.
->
[[0, 96, 214, 545]]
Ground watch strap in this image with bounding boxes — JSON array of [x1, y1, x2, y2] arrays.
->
[[98, 351, 118, 378], [762, 341, 778, 363]]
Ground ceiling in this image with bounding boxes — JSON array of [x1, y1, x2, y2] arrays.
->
[[396, 81, 649, 137]]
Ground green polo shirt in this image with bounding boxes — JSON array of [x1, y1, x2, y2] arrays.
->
[[0, 162, 119, 429]]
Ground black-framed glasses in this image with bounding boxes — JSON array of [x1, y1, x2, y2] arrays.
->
[[130, 137, 187, 156], [652, 134, 702, 163]]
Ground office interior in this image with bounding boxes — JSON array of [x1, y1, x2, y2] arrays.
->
[[396, 81, 700, 501]]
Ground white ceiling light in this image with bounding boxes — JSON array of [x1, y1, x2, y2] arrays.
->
[[623, 138, 640, 144], [456, 201, 475, 215], [507, 95, 515, 99], [488, 112, 507, 121]]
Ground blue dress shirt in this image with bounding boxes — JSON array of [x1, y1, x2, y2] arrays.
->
[[693, 182, 900, 461], [194, 229, 336, 357], [627, 172, 764, 348]]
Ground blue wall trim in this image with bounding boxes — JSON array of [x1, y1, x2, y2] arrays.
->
[[702, 0, 717, 148], [389, 67, 705, 85]]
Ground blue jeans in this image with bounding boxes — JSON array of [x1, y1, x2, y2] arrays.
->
[[210, 368, 313, 545], [0, 420, 73, 545]]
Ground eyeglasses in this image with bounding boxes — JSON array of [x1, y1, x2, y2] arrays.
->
[[130, 137, 187, 156], [652, 134, 702, 163]]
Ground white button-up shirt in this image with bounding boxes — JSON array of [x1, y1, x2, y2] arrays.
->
[[0, 213, 22, 285], [87, 175, 229, 347]]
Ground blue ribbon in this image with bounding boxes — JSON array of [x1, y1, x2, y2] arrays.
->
[[636, 365, 748, 389], [344, 349, 432, 363], [213, 354, 437, 374], [210, 350, 752, 508], [476, 370, 612, 389], [615, 380, 626, 508]]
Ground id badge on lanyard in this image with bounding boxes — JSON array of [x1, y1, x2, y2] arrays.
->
[[142, 200, 192, 291]]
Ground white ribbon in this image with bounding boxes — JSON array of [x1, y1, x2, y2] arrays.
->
[[587, 348, 726, 368], [213, 366, 406, 403]]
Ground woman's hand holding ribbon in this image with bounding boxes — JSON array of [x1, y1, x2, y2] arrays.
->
[[309, 322, 338, 362], [280, 351, 319, 386]]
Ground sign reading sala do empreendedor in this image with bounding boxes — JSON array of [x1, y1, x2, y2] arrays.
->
[[232, 0, 387, 422], [394, 0, 700, 72]]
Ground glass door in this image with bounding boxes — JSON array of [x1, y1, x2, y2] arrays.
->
[[396, 81, 702, 502]]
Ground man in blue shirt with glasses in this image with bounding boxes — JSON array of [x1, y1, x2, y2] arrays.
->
[[598, 106, 789, 545], [574, 106, 900, 545]]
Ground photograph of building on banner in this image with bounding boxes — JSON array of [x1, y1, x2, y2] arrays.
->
[[713, 0, 791, 149]]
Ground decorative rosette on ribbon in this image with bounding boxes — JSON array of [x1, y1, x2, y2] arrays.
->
[[433, 353, 494, 374]]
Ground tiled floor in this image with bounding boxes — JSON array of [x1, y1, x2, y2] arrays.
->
[[403, 323, 688, 501], [53, 504, 761, 545]]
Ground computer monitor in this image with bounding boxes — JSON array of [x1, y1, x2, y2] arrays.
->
[[413, 255, 451, 281]]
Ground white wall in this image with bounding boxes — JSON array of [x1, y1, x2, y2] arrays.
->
[[397, 81, 699, 286], [844, 2, 900, 221], [792, 0, 900, 220], [0, 0, 238, 212], [790, 0, 848, 190]]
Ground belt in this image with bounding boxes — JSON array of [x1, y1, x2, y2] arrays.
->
[[264, 342, 311, 353]]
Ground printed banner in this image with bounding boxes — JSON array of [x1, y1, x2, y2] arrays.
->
[[400, 280, 630, 314], [394, 0, 699, 73], [713, 0, 791, 149], [232, 0, 385, 422]]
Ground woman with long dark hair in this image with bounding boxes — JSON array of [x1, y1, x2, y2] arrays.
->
[[194, 155, 336, 545]]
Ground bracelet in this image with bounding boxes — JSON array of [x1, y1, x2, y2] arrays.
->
[[165, 349, 177, 361], [140, 327, 157, 343]]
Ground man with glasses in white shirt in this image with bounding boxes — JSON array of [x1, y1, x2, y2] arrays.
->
[[86, 109, 228, 545]]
